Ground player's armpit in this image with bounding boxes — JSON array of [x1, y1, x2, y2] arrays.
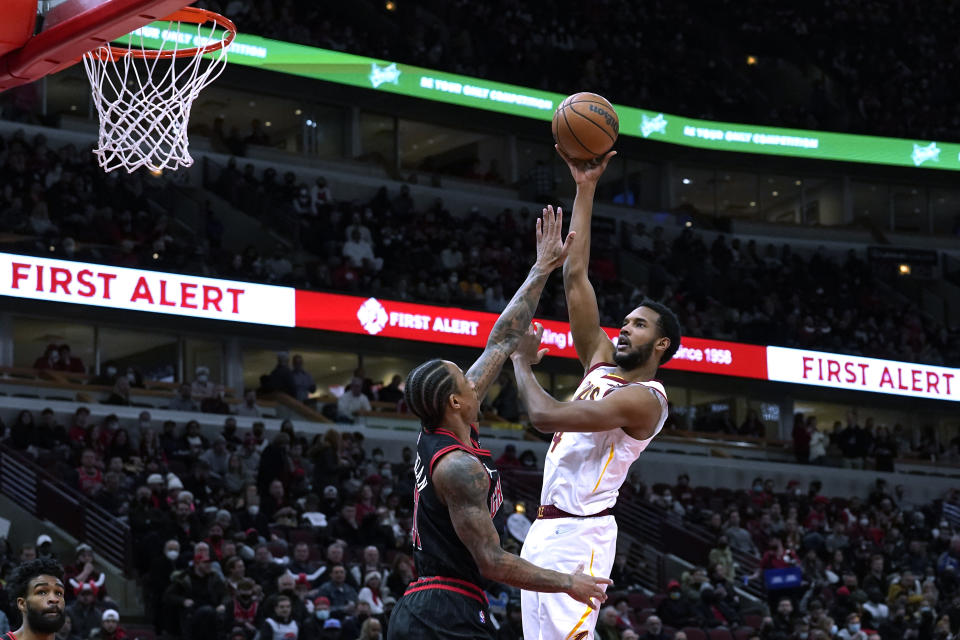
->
[[529, 384, 663, 439]]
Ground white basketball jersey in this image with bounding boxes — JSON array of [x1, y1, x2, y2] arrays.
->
[[540, 363, 667, 515]]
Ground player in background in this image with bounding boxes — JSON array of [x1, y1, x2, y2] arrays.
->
[[511, 148, 681, 640], [5, 558, 68, 640], [388, 207, 611, 640]]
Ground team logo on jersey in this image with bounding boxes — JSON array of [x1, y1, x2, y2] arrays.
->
[[357, 298, 388, 334], [572, 632, 589, 640], [489, 477, 503, 517]]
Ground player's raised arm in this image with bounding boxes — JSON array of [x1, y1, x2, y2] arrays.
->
[[432, 450, 611, 607], [557, 146, 617, 370], [511, 323, 663, 438], [464, 206, 574, 400]]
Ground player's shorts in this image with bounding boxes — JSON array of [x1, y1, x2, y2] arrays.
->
[[387, 576, 496, 640], [520, 514, 617, 640]]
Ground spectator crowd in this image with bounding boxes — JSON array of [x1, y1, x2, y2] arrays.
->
[[4, 413, 960, 640], [0, 405, 426, 640], [623, 472, 960, 640]]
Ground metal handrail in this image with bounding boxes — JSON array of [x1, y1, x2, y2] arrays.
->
[[0, 445, 132, 572]]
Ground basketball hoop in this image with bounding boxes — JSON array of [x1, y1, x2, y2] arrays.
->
[[82, 7, 236, 173]]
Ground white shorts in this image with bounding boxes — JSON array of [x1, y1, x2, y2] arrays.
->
[[520, 515, 617, 640]]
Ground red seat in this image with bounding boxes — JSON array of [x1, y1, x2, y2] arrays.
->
[[628, 592, 652, 610], [743, 614, 763, 629], [637, 608, 656, 624], [681, 628, 708, 640], [708, 628, 734, 640], [287, 528, 316, 546], [733, 628, 755, 640]]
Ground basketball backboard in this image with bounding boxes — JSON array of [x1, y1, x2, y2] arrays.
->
[[0, 0, 192, 91]]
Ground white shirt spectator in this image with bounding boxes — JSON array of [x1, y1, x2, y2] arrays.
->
[[357, 586, 384, 615], [344, 220, 373, 245], [809, 429, 827, 459], [342, 235, 381, 271], [440, 246, 464, 270], [264, 252, 293, 280], [338, 380, 371, 419], [863, 599, 889, 622]]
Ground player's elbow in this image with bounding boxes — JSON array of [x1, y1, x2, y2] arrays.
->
[[562, 261, 586, 281], [527, 407, 557, 433], [473, 548, 504, 581]]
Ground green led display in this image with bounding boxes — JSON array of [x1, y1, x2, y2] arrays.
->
[[130, 24, 960, 171]]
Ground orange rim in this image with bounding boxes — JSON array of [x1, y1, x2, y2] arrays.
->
[[89, 7, 236, 61]]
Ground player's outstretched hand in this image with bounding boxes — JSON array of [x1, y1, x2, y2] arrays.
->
[[565, 562, 612, 610], [556, 144, 616, 186], [534, 204, 575, 272], [511, 322, 548, 366]]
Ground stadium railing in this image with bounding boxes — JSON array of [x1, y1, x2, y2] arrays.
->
[[0, 443, 133, 572]]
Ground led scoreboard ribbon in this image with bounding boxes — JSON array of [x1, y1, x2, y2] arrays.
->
[[123, 25, 960, 172], [4, 253, 957, 401]]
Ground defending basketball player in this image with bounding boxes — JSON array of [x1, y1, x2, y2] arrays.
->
[[387, 207, 611, 640], [511, 148, 681, 640], [5, 559, 68, 640]]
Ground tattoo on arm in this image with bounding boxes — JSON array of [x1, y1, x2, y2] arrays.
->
[[435, 451, 571, 593], [466, 265, 550, 399]]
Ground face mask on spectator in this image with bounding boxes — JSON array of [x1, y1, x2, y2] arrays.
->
[[315, 610, 329, 621], [380, 467, 392, 479], [372, 453, 384, 463], [248, 505, 259, 516], [848, 623, 860, 633], [859, 518, 869, 527], [106, 366, 117, 377], [197, 374, 208, 383], [165, 550, 179, 561]]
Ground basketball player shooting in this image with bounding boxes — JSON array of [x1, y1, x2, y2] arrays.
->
[[511, 148, 681, 640], [5, 559, 68, 640], [387, 207, 611, 640]]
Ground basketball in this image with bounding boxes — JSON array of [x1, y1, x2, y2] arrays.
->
[[552, 92, 619, 161]]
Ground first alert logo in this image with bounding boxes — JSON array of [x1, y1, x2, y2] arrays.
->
[[357, 298, 388, 335], [356, 299, 481, 337]]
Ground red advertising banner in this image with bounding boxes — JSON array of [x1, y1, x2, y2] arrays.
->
[[663, 336, 769, 380], [295, 291, 768, 379]]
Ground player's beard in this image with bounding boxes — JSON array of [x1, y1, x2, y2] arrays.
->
[[25, 601, 66, 634], [613, 338, 655, 372]]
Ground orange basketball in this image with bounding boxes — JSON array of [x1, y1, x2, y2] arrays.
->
[[552, 92, 619, 160]]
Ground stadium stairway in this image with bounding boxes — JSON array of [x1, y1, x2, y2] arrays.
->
[[0, 444, 144, 616]]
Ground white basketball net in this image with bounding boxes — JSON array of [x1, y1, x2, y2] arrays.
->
[[82, 17, 232, 173]]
